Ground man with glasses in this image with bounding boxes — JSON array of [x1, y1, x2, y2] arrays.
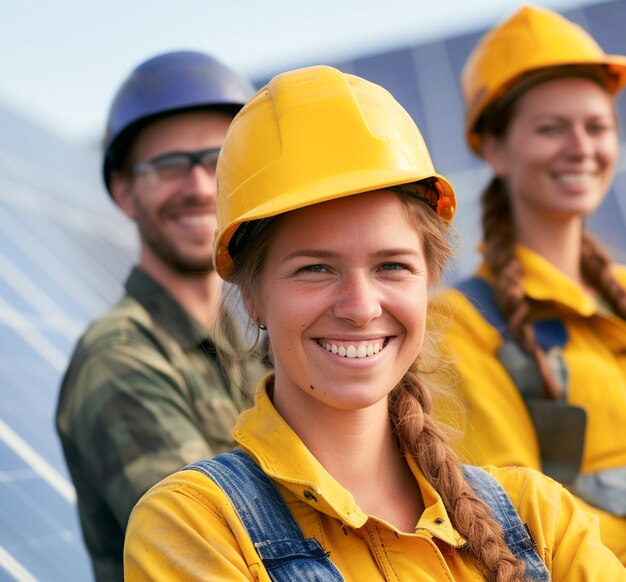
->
[[55, 51, 263, 582]]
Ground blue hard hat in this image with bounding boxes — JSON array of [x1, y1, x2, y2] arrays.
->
[[102, 50, 254, 193]]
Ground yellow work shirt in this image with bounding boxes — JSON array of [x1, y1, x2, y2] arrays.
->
[[431, 245, 626, 563], [124, 378, 625, 580]]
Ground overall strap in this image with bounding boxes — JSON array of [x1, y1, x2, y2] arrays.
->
[[462, 465, 550, 581], [184, 450, 344, 582], [455, 276, 587, 486], [455, 276, 568, 352]]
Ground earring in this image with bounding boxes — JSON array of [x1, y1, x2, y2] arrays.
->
[[256, 318, 267, 331]]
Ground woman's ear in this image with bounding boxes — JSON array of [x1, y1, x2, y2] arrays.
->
[[481, 134, 508, 178], [242, 292, 261, 326]]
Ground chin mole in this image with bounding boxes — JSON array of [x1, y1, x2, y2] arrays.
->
[[309, 385, 315, 390]]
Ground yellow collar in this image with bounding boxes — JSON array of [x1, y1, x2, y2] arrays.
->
[[478, 245, 598, 316], [233, 378, 466, 547]]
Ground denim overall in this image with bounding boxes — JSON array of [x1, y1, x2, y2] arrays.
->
[[185, 450, 550, 581]]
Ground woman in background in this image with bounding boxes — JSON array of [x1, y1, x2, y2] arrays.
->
[[431, 5, 626, 563]]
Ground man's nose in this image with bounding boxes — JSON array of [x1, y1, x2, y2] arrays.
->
[[184, 163, 217, 197]]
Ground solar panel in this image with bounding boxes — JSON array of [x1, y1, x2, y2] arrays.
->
[[0, 105, 134, 580]]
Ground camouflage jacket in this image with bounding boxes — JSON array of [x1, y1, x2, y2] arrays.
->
[[56, 267, 258, 582]]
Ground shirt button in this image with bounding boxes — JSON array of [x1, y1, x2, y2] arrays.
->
[[303, 490, 318, 502]]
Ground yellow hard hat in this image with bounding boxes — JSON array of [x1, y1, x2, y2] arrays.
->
[[463, 4, 626, 155], [214, 65, 456, 278]]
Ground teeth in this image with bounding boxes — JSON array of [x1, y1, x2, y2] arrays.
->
[[321, 340, 385, 358], [557, 173, 592, 185], [177, 215, 212, 226]]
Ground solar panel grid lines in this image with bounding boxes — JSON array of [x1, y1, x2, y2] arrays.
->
[[0, 207, 118, 320], [0, 145, 100, 211], [0, 104, 129, 582], [0, 297, 69, 374], [0, 546, 37, 582], [0, 253, 86, 339], [0, 434, 89, 580], [0, 419, 75, 503], [0, 173, 134, 252]]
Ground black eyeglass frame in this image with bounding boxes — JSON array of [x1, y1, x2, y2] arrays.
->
[[131, 146, 222, 179]]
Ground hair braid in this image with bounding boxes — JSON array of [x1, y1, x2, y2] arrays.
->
[[481, 177, 560, 399], [223, 191, 532, 577], [581, 232, 626, 318], [389, 365, 527, 581]]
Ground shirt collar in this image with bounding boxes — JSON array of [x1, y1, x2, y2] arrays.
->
[[233, 378, 466, 547], [407, 455, 467, 547], [124, 267, 209, 350], [478, 245, 598, 316]]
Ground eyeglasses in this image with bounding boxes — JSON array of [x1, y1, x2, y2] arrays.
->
[[132, 147, 221, 182]]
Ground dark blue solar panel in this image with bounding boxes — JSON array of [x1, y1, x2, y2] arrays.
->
[[582, 0, 626, 54], [350, 47, 428, 140], [444, 29, 486, 172], [579, 1, 626, 125], [410, 39, 472, 175]]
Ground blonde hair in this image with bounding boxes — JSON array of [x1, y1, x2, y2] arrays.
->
[[219, 191, 528, 581]]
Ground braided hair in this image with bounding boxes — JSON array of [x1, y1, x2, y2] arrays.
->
[[479, 67, 626, 399], [220, 191, 528, 581]]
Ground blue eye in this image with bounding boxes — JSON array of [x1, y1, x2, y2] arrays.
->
[[302, 264, 327, 273], [379, 263, 406, 271]]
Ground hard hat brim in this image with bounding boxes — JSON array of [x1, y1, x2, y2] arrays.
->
[[467, 55, 626, 155], [214, 169, 455, 278]]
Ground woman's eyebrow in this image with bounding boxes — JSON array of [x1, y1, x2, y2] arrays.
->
[[281, 248, 421, 261], [281, 249, 338, 261]]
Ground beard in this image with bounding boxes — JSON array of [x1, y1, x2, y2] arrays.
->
[[134, 196, 215, 275]]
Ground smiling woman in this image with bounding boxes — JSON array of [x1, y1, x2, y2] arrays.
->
[[249, 192, 430, 414], [123, 65, 626, 581], [431, 5, 626, 564]]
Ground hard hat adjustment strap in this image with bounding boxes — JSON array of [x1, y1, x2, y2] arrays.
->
[[387, 179, 439, 212]]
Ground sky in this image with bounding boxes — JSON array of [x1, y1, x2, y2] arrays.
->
[[1, 0, 607, 146]]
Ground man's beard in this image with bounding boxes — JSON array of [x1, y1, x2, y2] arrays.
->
[[136, 201, 215, 275], [146, 230, 214, 274]]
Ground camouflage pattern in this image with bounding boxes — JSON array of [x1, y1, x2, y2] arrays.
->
[[56, 267, 260, 581]]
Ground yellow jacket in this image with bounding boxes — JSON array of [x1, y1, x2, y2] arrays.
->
[[431, 245, 626, 563], [125, 378, 625, 581]]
